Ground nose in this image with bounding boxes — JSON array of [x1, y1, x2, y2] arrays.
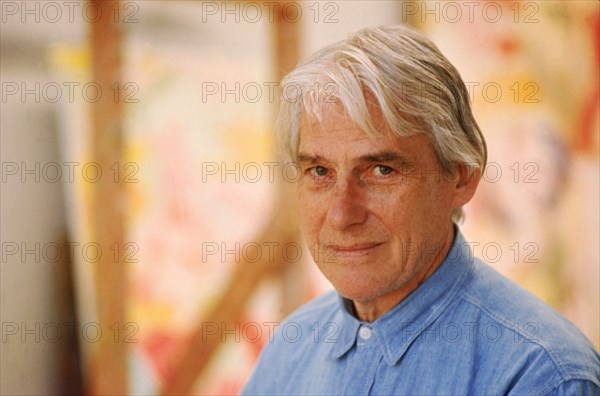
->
[[326, 178, 368, 231]]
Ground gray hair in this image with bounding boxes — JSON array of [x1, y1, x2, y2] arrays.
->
[[276, 25, 487, 223]]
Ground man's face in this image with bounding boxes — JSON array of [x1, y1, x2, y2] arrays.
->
[[297, 103, 470, 310]]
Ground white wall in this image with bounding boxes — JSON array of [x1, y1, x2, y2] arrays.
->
[[1, 11, 83, 395]]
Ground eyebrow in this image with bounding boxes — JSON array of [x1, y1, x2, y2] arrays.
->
[[358, 151, 409, 164], [296, 150, 410, 165], [297, 152, 325, 164]]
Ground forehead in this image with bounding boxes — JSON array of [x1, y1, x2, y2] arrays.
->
[[299, 100, 419, 158], [300, 100, 388, 144], [301, 94, 387, 133]]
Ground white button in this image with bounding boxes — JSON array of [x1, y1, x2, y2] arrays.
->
[[358, 326, 373, 340]]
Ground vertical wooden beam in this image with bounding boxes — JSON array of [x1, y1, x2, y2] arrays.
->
[[272, 1, 306, 318], [402, 0, 422, 30], [273, 0, 301, 81], [160, 3, 304, 394], [89, 0, 127, 394]]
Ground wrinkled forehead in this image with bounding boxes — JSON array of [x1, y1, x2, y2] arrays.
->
[[299, 90, 392, 138]]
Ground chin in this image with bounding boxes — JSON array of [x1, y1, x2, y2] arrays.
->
[[329, 276, 387, 304]]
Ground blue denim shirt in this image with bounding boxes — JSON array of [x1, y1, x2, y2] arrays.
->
[[242, 232, 600, 395]]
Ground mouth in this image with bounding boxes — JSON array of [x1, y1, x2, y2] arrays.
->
[[325, 242, 384, 258]]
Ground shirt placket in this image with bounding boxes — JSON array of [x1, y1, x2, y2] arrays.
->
[[343, 324, 384, 395]]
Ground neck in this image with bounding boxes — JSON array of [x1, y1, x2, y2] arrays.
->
[[353, 225, 456, 322]]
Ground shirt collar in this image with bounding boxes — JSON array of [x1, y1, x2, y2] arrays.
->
[[330, 229, 474, 364]]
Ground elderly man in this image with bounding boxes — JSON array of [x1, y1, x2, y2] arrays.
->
[[242, 25, 599, 395]]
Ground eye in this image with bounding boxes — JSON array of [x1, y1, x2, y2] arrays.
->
[[374, 165, 393, 176], [312, 166, 329, 177]]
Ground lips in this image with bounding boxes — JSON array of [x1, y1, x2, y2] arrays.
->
[[325, 242, 384, 258]]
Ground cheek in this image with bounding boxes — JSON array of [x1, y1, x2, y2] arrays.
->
[[299, 211, 324, 263], [298, 191, 324, 237], [366, 187, 417, 219], [412, 183, 456, 230], [371, 183, 452, 228]]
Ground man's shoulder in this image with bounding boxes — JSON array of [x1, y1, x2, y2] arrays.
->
[[242, 292, 340, 395], [246, 290, 341, 374], [456, 257, 600, 386], [459, 257, 591, 345]]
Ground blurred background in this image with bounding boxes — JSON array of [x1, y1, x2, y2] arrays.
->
[[1, 1, 598, 395]]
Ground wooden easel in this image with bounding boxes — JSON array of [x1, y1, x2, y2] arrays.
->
[[88, 1, 304, 394]]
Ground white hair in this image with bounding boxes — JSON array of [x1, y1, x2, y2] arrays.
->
[[276, 25, 487, 223]]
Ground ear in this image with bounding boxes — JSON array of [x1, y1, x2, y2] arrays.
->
[[451, 164, 481, 209]]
